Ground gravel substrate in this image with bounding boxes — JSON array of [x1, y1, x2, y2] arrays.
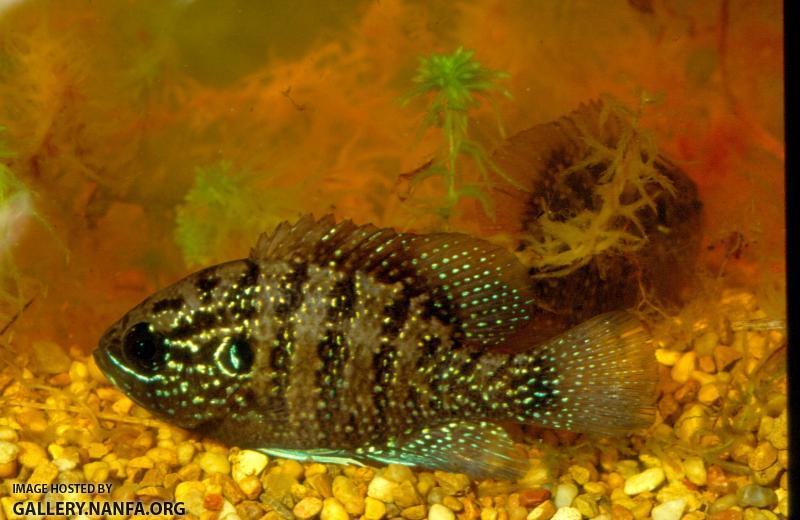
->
[[0, 289, 787, 519]]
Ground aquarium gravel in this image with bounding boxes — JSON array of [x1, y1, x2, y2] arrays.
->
[[0, 289, 787, 520]]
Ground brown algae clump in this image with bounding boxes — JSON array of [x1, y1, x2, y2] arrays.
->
[[493, 96, 702, 326]]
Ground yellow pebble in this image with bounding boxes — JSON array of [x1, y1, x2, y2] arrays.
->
[[111, 397, 134, 415], [2, 496, 23, 520], [693, 331, 719, 356], [321, 497, 350, 520], [698, 355, 716, 373], [146, 447, 178, 466], [177, 442, 196, 465], [527, 500, 555, 520], [698, 383, 721, 404], [749, 442, 777, 471], [128, 456, 154, 469], [364, 497, 386, 520], [582, 482, 607, 495], [0, 427, 19, 442], [606, 472, 625, 490], [238, 475, 262, 499], [676, 404, 709, 443], [683, 457, 707, 485], [691, 369, 715, 385], [442, 496, 463, 512], [671, 352, 696, 383], [623, 468, 665, 495], [84, 461, 110, 483], [86, 355, 109, 383], [197, 451, 230, 474], [638, 454, 660, 468], [28, 462, 59, 485], [16, 442, 47, 469], [568, 465, 591, 485], [655, 349, 680, 366], [305, 463, 328, 477], [95, 387, 120, 401], [87, 442, 110, 459], [69, 361, 89, 381], [280, 459, 304, 479], [479, 507, 497, 520], [294, 497, 324, 519], [656, 348, 681, 367]]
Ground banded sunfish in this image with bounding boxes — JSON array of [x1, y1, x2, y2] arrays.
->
[[93, 215, 656, 479]]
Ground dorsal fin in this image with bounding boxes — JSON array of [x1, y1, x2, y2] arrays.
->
[[251, 215, 535, 347]]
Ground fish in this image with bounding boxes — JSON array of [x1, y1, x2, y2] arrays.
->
[[93, 214, 656, 479]]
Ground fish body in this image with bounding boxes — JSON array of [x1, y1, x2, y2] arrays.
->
[[94, 215, 656, 478]]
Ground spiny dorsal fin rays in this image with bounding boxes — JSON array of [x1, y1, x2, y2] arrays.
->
[[251, 215, 535, 348], [404, 233, 534, 346]]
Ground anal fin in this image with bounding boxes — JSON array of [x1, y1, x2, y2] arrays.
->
[[362, 421, 529, 481]]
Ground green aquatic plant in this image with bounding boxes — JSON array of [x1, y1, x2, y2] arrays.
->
[[0, 126, 65, 325], [0, 129, 22, 197], [0, 126, 32, 316], [175, 161, 292, 266], [526, 93, 676, 277], [403, 47, 523, 221]]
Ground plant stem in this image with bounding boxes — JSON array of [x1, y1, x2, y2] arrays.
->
[[444, 109, 456, 210]]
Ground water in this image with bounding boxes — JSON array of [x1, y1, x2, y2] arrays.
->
[[0, 1, 786, 518]]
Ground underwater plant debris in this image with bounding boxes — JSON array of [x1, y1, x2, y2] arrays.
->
[[493, 97, 703, 329], [513, 95, 678, 277]]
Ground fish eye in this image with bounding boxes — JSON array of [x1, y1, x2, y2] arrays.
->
[[221, 337, 254, 374], [123, 322, 167, 374]]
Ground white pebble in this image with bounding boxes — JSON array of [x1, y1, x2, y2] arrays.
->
[[551, 507, 581, 520], [553, 483, 578, 508], [0, 427, 19, 442], [428, 503, 455, 520], [218, 499, 239, 520], [624, 467, 665, 495], [0, 441, 19, 464], [174, 481, 206, 516], [197, 451, 230, 474], [367, 476, 398, 503], [231, 450, 268, 482], [651, 499, 687, 520]]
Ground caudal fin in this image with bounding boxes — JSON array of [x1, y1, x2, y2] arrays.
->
[[529, 311, 657, 436]]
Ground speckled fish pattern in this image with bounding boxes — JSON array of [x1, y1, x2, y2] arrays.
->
[[94, 215, 656, 479]]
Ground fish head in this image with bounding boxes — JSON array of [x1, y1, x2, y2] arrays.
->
[[94, 259, 261, 429]]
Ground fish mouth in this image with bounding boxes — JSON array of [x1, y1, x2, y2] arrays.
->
[[92, 347, 122, 388], [92, 347, 158, 414]]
